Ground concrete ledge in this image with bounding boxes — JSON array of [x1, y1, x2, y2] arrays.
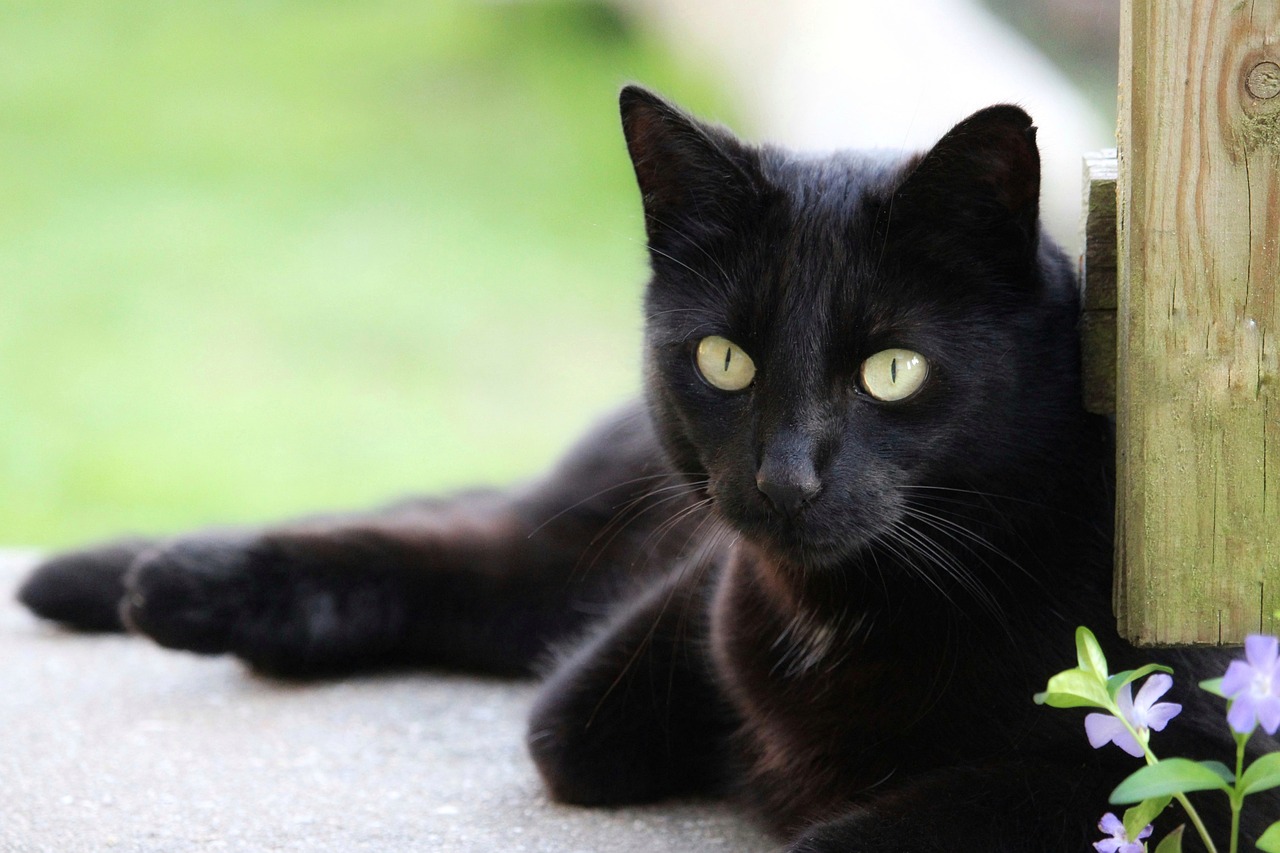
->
[[0, 553, 773, 852]]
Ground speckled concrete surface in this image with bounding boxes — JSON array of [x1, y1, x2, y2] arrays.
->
[[0, 553, 774, 853]]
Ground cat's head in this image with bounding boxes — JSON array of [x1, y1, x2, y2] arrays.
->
[[621, 86, 1085, 571]]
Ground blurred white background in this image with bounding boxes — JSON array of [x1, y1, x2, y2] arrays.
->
[[630, 0, 1118, 247]]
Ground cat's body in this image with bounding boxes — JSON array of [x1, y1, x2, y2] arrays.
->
[[18, 88, 1276, 851]]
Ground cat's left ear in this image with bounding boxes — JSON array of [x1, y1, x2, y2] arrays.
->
[[619, 86, 763, 250], [890, 105, 1041, 267]]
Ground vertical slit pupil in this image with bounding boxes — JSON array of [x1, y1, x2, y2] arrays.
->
[[724, 347, 732, 372], [891, 357, 898, 383]]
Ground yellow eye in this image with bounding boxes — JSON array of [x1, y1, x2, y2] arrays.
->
[[860, 348, 929, 401], [695, 335, 756, 391]]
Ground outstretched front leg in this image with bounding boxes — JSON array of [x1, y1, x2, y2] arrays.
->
[[18, 403, 708, 677], [117, 498, 586, 676]]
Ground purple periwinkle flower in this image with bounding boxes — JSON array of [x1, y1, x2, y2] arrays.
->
[[1094, 812, 1152, 853], [1084, 674, 1182, 758], [1221, 634, 1280, 735]]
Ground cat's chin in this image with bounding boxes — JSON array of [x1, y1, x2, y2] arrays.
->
[[740, 526, 869, 573], [712, 500, 876, 572]]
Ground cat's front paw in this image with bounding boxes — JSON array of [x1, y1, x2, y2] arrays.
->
[[121, 534, 258, 655], [17, 538, 157, 632], [121, 532, 409, 676]]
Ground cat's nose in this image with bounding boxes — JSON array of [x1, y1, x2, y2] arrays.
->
[[756, 468, 821, 517]]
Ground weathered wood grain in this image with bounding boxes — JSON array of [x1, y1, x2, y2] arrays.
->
[[1117, 0, 1280, 645]]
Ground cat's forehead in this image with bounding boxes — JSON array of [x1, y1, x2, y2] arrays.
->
[[734, 148, 979, 347], [750, 147, 916, 283], [756, 147, 909, 213], [746, 148, 919, 299]]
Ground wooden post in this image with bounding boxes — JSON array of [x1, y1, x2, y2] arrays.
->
[[1081, 151, 1118, 416], [1116, 0, 1280, 645]]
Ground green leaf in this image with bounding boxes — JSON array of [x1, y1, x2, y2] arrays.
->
[[1077, 626, 1110, 677], [1199, 677, 1226, 698], [1034, 668, 1112, 709], [1123, 795, 1172, 841], [1257, 821, 1280, 853], [1034, 628, 1115, 708], [1241, 753, 1280, 796], [1106, 664, 1176, 700], [1110, 759, 1234, 804], [1200, 760, 1238, 784], [1153, 825, 1184, 853]]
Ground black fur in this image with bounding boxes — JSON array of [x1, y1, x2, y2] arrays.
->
[[18, 87, 1276, 851]]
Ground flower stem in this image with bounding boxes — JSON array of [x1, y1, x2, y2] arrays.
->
[[1229, 734, 1246, 853], [1115, 710, 1220, 853], [1173, 791, 1218, 853]]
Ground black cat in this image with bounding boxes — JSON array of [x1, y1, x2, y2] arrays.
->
[[18, 87, 1275, 852]]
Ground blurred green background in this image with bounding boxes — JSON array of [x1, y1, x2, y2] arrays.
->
[[1, 0, 732, 546], [2, 0, 1117, 548]]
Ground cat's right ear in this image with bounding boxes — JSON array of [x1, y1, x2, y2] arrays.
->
[[619, 86, 762, 248]]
